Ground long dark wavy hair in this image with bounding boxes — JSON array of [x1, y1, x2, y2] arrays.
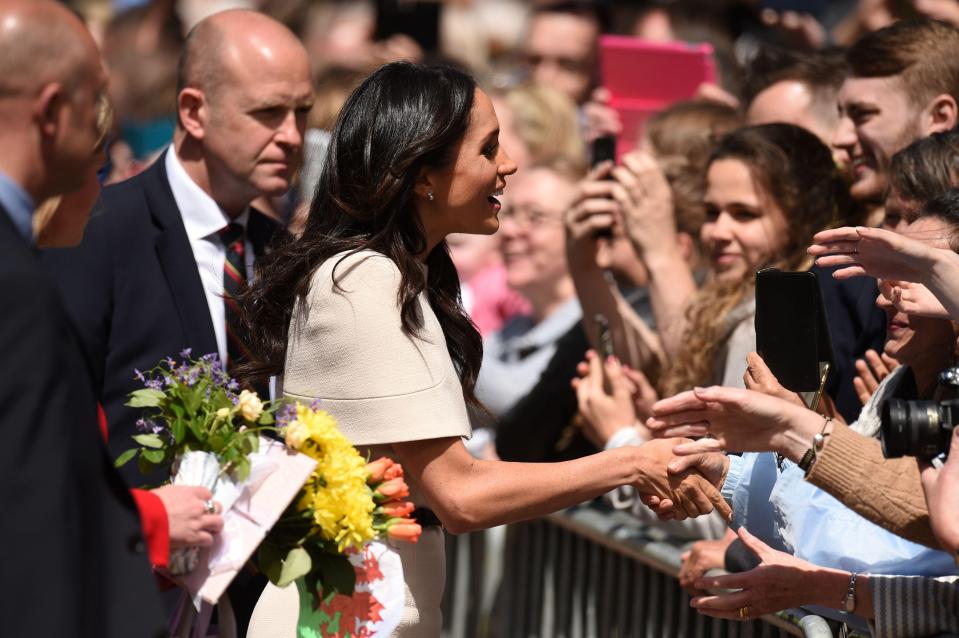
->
[[238, 62, 484, 404]]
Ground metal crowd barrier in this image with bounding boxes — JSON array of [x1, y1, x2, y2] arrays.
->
[[441, 502, 835, 638]]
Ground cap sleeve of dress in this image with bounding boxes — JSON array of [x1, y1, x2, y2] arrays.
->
[[282, 250, 472, 445]]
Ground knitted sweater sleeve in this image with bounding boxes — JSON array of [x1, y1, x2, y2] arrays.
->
[[805, 421, 939, 549]]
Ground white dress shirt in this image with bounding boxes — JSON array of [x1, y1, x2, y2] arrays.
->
[[165, 147, 254, 364]]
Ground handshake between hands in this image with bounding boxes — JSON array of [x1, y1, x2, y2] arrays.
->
[[572, 350, 733, 522]]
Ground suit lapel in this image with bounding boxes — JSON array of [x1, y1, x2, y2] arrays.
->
[[144, 154, 219, 357]]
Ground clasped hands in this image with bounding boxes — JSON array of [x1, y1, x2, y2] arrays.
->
[[572, 350, 731, 521]]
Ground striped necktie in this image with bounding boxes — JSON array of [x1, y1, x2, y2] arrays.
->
[[219, 223, 253, 373]]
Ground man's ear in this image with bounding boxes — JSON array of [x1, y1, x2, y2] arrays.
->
[[34, 82, 67, 140], [924, 93, 959, 135], [178, 87, 207, 140]]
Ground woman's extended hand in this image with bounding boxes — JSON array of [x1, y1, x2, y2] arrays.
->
[[881, 278, 951, 319], [920, 428, 959, 555], [690, 527, 831, 621], [646, 386, 823, 458], [152, 484, 224, 549], [808, 225, 936, 282]]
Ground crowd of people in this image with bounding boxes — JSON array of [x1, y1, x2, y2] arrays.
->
[[2, 0, 959, 636]]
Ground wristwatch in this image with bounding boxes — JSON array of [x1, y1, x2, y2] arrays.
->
[[842, 572, 858, 613]]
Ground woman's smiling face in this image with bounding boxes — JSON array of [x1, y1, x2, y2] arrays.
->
[[420, 89, 518, 240], [700, 158, 789, 283]]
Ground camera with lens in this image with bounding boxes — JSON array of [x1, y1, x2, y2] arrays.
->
[[880, 366, 959, 459]]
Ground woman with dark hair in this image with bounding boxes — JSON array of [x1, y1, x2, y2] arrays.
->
[[240, 62, 729, 636]]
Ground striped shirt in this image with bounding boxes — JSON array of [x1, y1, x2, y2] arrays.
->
[[871, 574, 959, 638]]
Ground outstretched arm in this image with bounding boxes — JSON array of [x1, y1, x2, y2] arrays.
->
[[391, 435, 731, 534]]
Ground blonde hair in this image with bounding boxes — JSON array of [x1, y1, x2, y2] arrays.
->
[[501, 82, 586, 172]]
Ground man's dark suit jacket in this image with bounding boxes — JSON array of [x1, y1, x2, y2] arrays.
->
[[42, 153, 280, 482], [42, 153, 281, 631], [0, 207, 165, 637]]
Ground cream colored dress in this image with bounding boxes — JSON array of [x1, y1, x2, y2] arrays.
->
[[247, 250, 471, 638]]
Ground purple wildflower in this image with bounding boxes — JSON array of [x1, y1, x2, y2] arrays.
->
[[179, 348, 193, 359], [163, 356, 176, 370], [135, 418, 164, 434], [227, 379, 240, 392], [134, 369, 146, 383], [145, 378, 164, 391], [275, 402, 297, 428]]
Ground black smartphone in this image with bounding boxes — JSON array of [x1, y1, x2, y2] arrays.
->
[[590, 135, 617, 239], [591, 135, 617, 168], [375, 0, 441, 53], [754, 269, 833, 394]]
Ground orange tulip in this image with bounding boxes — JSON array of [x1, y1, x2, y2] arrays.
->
[[387, 520, 422, 543], [366, 457, 396, 484], [374, 477, 409, 502], [381, 501, 415, 518]]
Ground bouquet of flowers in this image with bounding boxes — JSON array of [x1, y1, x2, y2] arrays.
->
[[118, 351, 422, 636], [116, 350, 274, 481], [260, 402, 422, 637]]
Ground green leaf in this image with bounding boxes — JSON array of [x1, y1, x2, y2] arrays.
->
[[258, 411, 275, 425], [171, 419, 186, 444], [312, 552, 355, 596], [142, 448, 165, 464], [126, 388, 166, 408], [114, 448, 138, 468], [132, 434, 164, 449], [181, 387, 202, 415], [277, 546, 312, 587]]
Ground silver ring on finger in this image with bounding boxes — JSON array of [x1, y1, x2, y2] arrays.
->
[[204, 499, 216, 515]]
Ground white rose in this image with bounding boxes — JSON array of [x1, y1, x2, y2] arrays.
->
[[285, 421, 308, 450], [238, 389, 264, 422]]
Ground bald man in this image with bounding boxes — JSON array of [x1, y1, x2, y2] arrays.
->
[[42, 10, 313, 630], [0, 1, 166, 636]]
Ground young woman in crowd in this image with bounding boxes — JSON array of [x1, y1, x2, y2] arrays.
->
[[238, 62, 730, 637], [643, 189, 959, 636]]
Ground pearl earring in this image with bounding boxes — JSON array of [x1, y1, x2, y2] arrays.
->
[[427, 192, 435, 201]]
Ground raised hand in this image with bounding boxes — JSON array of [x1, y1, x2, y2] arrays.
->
[[853, 348, 899, 406], [152, 484, 224, 549], [565, 163, 621, 271], [920, 428, 959, 555], [883, 279, 951, 319], [808, 225, 936, 282], [611, 150, 678, 256], [582, 87, 622, 144], [572, 350, 656, 447], [742, 351, 805, 407]]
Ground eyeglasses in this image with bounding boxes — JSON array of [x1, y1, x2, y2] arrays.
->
[[499, 205, 564, 230]]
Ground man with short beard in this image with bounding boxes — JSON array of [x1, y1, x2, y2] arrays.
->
[[833, 19, 959, 219]]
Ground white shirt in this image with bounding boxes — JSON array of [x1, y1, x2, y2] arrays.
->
[[165, 147, 254, 364]]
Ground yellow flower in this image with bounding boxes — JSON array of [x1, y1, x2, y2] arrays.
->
[[238, 390, 263, 421], [290, 404, 376, 552]]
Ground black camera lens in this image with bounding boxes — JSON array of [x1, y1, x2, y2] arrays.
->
[[880, 398, 955, 459]]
